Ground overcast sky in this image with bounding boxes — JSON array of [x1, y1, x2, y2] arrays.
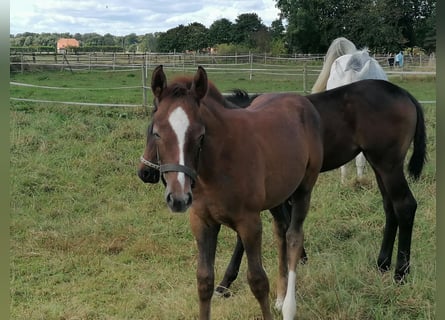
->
[[10, 0, 281, 36]]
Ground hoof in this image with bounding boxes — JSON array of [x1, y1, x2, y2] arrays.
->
[[377, 258, 391, 273], [275, 298, 284, 311], [394, 266, 410, 284], [214, 285, 233, 298]]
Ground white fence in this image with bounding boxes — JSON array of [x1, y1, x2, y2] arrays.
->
[[10, 51, 436, 72], [10, 52, 436, 110]]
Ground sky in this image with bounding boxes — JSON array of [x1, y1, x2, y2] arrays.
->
[[10, 0, 281, 36]]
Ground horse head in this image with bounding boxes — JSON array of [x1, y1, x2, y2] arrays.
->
[[143, 65, 207, 213]]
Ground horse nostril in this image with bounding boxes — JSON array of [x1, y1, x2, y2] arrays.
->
[[137, 169, 145, 180], [166, 192, 174, 204], [138, 167, 160, 184], [185, 192, 193, 207]]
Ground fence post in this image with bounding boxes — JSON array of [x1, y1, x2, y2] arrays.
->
[[303, 61, 307, 93], [249, 51, 253, 80], [145, 53, 148, 79], [141, 63, 148, 116], [21, 53, 24, 74]]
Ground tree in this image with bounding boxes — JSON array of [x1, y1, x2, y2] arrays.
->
[[270, 18, 286, 40], [124, 33, 138, 47], [157, 25, 188, 52], [252, 28, 273, 52], [139, 33, 159, 52], [275, 0, 436, 53], [276, 0, 331, 53], [209, 18, 234, 46], [233, 13, 267, 48], [103, 33, 116, 46], [185, 22, 209, 51], [82, 33, 104, 46]]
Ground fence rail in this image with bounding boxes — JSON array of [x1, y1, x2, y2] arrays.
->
[[10, 52, 436, 110], [10, 51, 436, 72]]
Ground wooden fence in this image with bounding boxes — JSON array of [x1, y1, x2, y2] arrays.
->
[[9, 52, 436, 111]]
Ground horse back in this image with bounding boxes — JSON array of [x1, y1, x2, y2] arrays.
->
[[247, 93, 322, 148], [307, 79, 419, 171]]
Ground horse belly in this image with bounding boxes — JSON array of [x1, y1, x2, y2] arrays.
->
[[262, 144, 309, 209]]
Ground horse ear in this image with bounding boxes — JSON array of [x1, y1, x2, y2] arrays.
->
[[151, 65, 167, 99], [191, 66, 208, 101]]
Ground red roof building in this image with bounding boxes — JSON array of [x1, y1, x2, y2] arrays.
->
[[57, 38, 80, 53]]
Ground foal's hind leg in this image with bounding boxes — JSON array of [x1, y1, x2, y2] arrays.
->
[[356, 152, 367, 179], [372, 166, 417, 282], [270, 203, 291, 311], [282, 186, 314, 320], [215, 233, 244, 297], [216, 202, 307, 301], [237, 215, 273, 320]]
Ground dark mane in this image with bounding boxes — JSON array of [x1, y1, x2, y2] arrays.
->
[[225, 89, 259, 109], [154, 74, 259, 110]]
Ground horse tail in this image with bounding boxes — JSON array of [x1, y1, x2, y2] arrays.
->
[[407, 91, 427, 180], [312, 37, 357, 93]]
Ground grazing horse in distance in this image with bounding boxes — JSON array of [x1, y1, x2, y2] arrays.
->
[[139, 65, 323, 319], [312, 37, 388, 184]]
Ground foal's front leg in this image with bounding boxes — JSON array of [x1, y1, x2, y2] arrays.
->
[[189, 211, 221, 320]]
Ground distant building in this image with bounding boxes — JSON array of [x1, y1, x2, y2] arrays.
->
[[57, 38, 80, 53]]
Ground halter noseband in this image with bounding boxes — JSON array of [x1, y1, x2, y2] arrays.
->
[[140, 155, 160, 170], [140, 155, 198, 184]]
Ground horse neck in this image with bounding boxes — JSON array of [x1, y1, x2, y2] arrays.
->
[[200, 92, 231, 129], [194, 98, 234, 181]]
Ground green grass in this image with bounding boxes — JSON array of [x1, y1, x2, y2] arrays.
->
[[10, 71, 435, 319]]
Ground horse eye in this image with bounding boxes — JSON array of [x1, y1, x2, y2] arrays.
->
[[152, 132, 161, 139]]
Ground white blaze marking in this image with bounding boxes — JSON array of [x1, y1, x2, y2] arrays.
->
[[282, 270, 297, 320], [168, 107, 189, 190]]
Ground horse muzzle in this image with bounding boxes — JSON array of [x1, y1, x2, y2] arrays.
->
[[161, 163, 198, 213], [165, 190, 193, 213]]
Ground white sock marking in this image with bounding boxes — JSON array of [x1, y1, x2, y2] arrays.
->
[[168, 107, 189, 191], [282, 270, 297, 320]]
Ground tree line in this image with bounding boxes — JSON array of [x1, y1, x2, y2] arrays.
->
[[10, 0, 436, 54]]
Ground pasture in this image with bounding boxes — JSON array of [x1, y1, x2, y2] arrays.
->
[[10, 69, 436, 319]]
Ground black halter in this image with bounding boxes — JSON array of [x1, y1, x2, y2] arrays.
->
[[140, 155, 198, 186]]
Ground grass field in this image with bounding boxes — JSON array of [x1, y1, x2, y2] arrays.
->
[[10, 70, 436, 319]]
